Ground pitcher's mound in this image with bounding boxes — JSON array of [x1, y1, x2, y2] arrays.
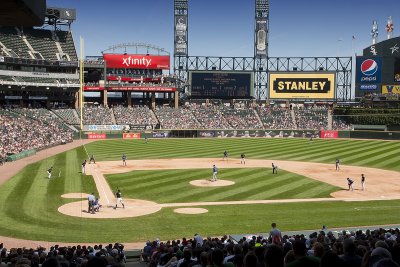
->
[[174, 208, 208, 214], [190, 179, 235, 187]]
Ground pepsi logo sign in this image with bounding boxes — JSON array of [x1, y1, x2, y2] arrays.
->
[[361, 59, 378, 76]]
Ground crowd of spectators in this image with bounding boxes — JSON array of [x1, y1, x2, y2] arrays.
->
[[294, 110, 328, 130], [142, 226, 400, 267], [0, 242, 126, 267], [79, 106, 114, 125], [53, 109, 80, 125], [189, 104, 233, 130], [257, 107, 296, 130], [113, 105, 158, 127], [155, 106, 201, 129], [220, 106, 263, 130], [0, 109, 73, 162]]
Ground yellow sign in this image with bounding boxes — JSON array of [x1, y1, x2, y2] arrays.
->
[[269, 73, 336, 99], [382, 85, 400, 94]]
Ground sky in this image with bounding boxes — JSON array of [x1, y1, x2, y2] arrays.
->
[[46, 0, 399, 59]]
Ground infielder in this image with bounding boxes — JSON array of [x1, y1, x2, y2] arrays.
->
[[47, 166, 53, 179], [115, 189, 125, 209], [335, 159, 340, 171], [223, 151, 228, 161], [81, 160, 87, 174], [347, 178, 354, 191], [272, 163, 278, 174], [211, 165, 218, 182], [240, 153, 246, 164], [361, 174, 365, 191], [122, 154, 127, 166]]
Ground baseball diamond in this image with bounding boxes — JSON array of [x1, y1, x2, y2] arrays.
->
[[0, 138, 399, 246]]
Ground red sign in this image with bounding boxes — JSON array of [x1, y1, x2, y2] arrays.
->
[[320, 130, 338, 139], [123, 133, 141, 139], [88, 133, 107, 139], [107, 76, 160, 82], [84, 86, 175, 92], [103, 54, 170, 69]]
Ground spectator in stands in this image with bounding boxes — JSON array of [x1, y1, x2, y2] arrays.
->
[[285, 240, 320, 267]]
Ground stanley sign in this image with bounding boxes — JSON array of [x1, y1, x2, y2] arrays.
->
[[269, 73, 336, 99]]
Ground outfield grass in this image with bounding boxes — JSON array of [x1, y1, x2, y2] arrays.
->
[[0, 138, 398, 243], [85, 138, 400, 171], [105, 168, 339, 202]]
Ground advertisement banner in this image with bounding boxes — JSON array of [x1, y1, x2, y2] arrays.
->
[[84, 86, 176, 92], [198, 131, 215, 138], [269, 73, 335, 99], [356, 57, 382, 84], [123, 133, 141, 139], [320, 130, 338, 139], [152, 132, 170, 138], [358, 84, 379, 90], [103, 54, 170, 69], [255, 18, 267, 58], [175, 15, 188, 55], [84, 125, 123, 131], [382, 85, 400, 94], [88, 133, 106, 139]]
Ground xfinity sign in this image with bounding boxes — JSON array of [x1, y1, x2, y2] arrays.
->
[[122, 56, 152, 68], [103, 54, 170, 69]]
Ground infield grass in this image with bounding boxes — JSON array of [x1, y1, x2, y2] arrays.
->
[[0, 138, 398, 243]]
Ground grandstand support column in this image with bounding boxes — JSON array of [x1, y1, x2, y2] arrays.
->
[[127, 91, 132, 106], [151, 92, 156, 110], [103, 89, 108, 107], [174, 91, 179, 108], [74, 92, 79, 109]]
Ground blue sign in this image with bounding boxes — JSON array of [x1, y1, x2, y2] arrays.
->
[[358, 84, 379, 90], [356, 57, 382, 84]]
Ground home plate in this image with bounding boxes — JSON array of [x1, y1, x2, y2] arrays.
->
[[190, 179, 235, 187]]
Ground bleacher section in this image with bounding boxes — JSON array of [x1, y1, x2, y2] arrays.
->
[[56, 31, 78, 61], [190, 104, 232, 129], [221, 107, 263, 129]]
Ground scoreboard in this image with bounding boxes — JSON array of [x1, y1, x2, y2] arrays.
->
[[189, 71, 253, 98]]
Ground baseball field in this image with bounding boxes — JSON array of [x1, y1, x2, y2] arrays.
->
[[0, 138, 399, 246]]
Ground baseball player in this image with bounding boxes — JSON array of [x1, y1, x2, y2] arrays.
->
[[144, 137, 148, 144], [115, 189, 125, 209], [335, 159, 340, 171], [89, 154, 96, 164], [347, 178, 354, 191], [47, 166, 53, 179], [240, 153, 246, 164], [361, 174, 365, 191], [88, 192, 95, 214], [81, 160, 87, 174], [272, 163, 278, 174], [223, 150, 228, 161], [122, 154, 127, 166], [211, 165, 218, 182]]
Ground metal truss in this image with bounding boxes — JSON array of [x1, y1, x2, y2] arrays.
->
[[175, 56, 352, 100]]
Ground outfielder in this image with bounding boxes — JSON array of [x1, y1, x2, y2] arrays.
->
[[89, 154, 96, 164], [115, 189, 125, 209]]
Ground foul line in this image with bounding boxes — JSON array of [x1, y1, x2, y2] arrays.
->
[[93, 168, 111, 205]]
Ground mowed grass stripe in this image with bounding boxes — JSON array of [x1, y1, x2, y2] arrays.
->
[[292, 183, 340, 198]]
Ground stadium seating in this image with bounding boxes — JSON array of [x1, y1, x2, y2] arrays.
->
[[155, 106, 201, 129], [79, 105, 114, 125], [0, 109, 73, 161], [221, 107, 263, 129], [190, 104, 233, 129], [53, 108, 80, 125], [294, 109, 329, 130], [257, 107, 296, 129], [0, 27, 31, 58], [113, 105, 158, 127]]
